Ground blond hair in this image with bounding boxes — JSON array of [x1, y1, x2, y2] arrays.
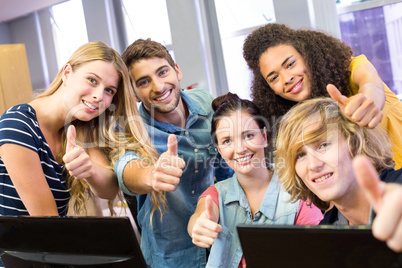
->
[[275, 98, 394, 210], [38, 41, 158, 214]]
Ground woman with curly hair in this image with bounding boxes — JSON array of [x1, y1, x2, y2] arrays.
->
[[275, 97, 402, 252], [243, 23, 402, 168]]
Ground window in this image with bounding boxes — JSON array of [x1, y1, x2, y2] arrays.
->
[[337, 0, 373, 4], [50, 0, 88, 69], [214, 0, 275, 100], [121, 0, 173, 52], [338, 0, 402, 95]]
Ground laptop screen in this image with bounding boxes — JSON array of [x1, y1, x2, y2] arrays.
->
[[237, 224, 402, 268], [0, 216, 146, 267]]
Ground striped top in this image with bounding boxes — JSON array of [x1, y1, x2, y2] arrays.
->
[[0, 104, 70, 216]]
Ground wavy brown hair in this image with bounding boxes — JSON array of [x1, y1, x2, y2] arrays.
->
[[275, 98, 394, 211], [243, 23, 353, 133]]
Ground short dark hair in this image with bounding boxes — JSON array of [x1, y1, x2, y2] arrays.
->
[[122, 38, 175, 70]]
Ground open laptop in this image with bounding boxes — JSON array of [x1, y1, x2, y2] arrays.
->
[[237, 224, 402, 268], [0, 216, 147, 267]]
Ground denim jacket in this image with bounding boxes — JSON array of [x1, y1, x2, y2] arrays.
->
[[115, 89, 232, 268], [206, 173, 300, 268]]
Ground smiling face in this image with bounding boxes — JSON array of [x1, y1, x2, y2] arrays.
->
[[129, 57, 182, 117], [216, 110, 267, 176], [259, 44, 311, 102], [294, 122, 357, 204], [63, 60, 119, 122]]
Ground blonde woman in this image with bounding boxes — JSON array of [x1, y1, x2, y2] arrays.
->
[[0, 41, 151, 217]]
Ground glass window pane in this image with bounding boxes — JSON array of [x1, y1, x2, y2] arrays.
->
[[338, 1, 402, 94], [51, 0, 88, 69], [215, 0, 275, 36], [337, 0, 375, 5], [122, 0, 172, 47], [220, 34, 252, 99], [214, 0, 275, 99], [384, 2, 402, 96]]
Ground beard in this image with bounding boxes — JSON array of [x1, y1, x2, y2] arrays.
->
[[145, 88, 181, 114]]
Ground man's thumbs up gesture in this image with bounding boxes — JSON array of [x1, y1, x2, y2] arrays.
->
[[354, 155, 402, 252], [63, 125, 94, 180], [151, 134, 185, 192]]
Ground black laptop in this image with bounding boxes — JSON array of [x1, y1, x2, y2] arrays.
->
[[0, 216, 147, 268], [237, 224, 402, 268]]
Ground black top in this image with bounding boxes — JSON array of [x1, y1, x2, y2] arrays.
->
[[320, 168, 402, 225]]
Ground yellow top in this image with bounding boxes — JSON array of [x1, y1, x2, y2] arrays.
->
[[349, 55, 402, 169]]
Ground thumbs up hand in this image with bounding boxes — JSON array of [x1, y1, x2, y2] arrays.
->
[[354, 155, 402, 252], [326, 84, 348, 106], [63, 125, 94, 180], [66, 124, 77, 153], [167, 133, 178, 156], [150, 134, 185, 192], [190, 195, 222, 248], [327, 84, 382, 129]]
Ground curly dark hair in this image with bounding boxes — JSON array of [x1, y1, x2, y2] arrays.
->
[[243, 23, 353, 124]]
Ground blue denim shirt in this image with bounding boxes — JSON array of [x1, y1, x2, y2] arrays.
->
[[206, 173, 300, 268], [115, 89, 232, 268]]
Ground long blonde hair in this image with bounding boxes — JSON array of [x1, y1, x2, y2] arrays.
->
[[275, 98, 394, 210], [108, 70, 161, 223], [37, 41, 158, 214]]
